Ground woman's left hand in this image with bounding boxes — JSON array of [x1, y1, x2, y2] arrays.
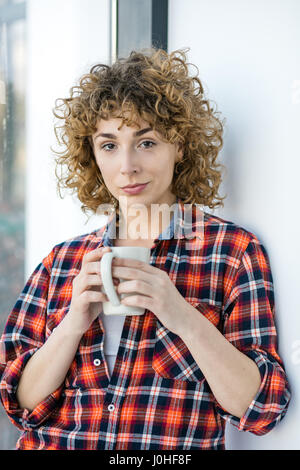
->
[[111, 257, 191, 334]]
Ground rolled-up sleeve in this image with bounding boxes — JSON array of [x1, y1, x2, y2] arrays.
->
[[214, 237, 291, 435], [0, 250, 64, 431]]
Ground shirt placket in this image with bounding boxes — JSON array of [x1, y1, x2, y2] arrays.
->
[[96, 212, 175, 449], [97, 311, 146, 449]]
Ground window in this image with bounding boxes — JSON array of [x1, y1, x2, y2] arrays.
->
[[110, 0, 168, 62], [0, 0, 26, 450]]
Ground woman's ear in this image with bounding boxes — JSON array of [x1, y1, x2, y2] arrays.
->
[[176, 142, 184, 162]]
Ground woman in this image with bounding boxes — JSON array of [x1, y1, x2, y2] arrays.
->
[[0, 48, 291, 450]]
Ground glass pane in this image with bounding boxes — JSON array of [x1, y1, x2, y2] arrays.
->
[[117, 0, 152, 58], [0, 0, 26, 450]]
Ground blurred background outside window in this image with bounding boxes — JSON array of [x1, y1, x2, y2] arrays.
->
[[0, 0, 168, 450], [0, 0, 26, 449]]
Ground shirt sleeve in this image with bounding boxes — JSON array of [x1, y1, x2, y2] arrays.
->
[[0, 249, 64, 431], [214, 237, 291, 435]]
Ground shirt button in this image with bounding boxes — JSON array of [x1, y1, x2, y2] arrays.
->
[[93, 358, 101, 366], [107, 404, 115, 412]]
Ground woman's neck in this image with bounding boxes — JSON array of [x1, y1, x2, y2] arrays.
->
[[116, 201, 176, 242]]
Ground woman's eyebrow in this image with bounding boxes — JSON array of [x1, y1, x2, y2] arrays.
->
[[94, 127, 153, 141]]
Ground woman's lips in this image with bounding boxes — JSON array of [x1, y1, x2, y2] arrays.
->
[[121, 183, 149, 194]]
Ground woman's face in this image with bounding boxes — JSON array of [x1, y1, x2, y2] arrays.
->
[[92, 115, 183, 211]]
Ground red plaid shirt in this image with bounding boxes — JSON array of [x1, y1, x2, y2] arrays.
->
[[0, 199, 291, 450]]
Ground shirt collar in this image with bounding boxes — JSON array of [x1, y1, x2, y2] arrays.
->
[[97, 196, 204, 247]]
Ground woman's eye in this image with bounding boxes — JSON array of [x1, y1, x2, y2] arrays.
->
[[101, 140, 155, 151], [101, 143, 115, 151], [140, 140, 156, 149]]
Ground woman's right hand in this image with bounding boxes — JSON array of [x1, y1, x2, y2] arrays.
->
[[66, 246, 118, 335]]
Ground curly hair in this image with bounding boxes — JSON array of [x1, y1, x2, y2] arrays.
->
[[53, 47, 227, 221]]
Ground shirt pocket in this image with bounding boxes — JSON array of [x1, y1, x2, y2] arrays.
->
[[152, 321, 205, 383], [151, 300, 223, 383]]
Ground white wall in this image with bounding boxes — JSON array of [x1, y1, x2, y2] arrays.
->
[[26, 0, 299, 450], [26, 0, 110, 275], [169, 0, 300, 450]]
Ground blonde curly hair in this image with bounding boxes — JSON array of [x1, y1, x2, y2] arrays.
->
[[53, 47, 227, 221]]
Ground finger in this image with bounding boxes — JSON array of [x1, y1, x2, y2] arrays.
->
[[85, 262, 120, 285], [121, 294, 152, 309], [81, 290, 109, 303], [112, 257, 152, 272], [117, 279, 151, 297], [82, 246, 111, 266], [76, 274, 101, 294], [112, 266, 153, 284], [77, 274, 115, 295], [85, 261, 103, 275], [86, 260, 119, 276]]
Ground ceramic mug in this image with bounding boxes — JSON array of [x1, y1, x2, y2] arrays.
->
[[100, 246, 151, 315]]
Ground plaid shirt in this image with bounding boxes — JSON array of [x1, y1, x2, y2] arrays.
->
[[0, 199, 291, 450]]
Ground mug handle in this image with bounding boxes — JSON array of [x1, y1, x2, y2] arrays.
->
[[100, 252, 120, 306]]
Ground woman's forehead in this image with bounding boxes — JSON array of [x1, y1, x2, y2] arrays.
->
[[92, 117, 166, 142], [95, 115, 150, 131]]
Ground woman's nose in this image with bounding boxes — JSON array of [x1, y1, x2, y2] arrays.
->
[[119, 150, 140, 174]]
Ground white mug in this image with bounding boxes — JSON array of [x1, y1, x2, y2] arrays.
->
[[100, 246, 151, 315]]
